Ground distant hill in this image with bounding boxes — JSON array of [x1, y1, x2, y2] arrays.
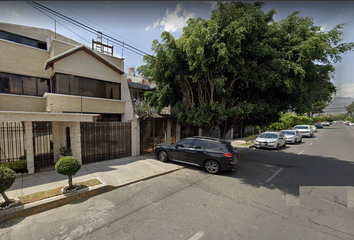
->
[[324, 97, 354, 114]]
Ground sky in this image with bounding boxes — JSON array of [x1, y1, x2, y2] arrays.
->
[[1, 1, 354, 101]]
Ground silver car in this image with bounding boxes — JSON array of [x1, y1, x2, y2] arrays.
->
[[293, 125, 314, 138], [254, 132, 286, 149], [280, 130, 302, 144]]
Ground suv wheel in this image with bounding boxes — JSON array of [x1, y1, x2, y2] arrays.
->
[[204, 160, 220, 174], [158, 150, 168, 162], [276, 143, 279, 150]]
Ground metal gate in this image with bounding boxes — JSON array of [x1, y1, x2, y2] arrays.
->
[[80, 122, 131, 164], [0, 122, 26, 163], [32, 121, 53, 168]]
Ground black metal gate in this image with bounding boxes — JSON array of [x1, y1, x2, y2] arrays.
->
[[80, 122, 131, 164], [0, 122, 26, 163], [32, 121, 53, 168]]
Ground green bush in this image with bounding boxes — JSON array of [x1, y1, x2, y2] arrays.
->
[[59, 146, 72, 156], [55, 156, 81, 189], [0, 167, 17, 202], [0, 160, 27, 173], [244, 134, 256, 144], [55, 156, 81, 176]]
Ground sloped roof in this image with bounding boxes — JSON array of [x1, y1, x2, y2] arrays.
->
[[44, 44, 124, 75]]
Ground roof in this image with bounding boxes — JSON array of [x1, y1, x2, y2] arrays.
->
[[44, 44, 124, 75], [128, 81, 156, 90]]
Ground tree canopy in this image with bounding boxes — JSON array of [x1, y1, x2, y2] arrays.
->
[[345, 102, 354, 116], [138, 2, 354, 139]]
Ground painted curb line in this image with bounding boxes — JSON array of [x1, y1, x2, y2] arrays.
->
[[0, 167, 183, 224]]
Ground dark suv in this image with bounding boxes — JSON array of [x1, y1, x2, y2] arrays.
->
[[154, 136, 238, 174]]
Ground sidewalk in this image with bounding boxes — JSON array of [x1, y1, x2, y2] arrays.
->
[[1, 139, 249, 223]]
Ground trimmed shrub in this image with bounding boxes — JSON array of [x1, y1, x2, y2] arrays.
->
[[0, 160, 27, 173], [0, 167, 17, 202], [55, 156, 81, 189]]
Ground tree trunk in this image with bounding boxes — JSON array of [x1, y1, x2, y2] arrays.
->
[[1, 191, 10, 203], [68, 175, 73, 188]]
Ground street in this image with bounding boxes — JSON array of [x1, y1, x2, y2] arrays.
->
[[1, 123, 354, 240]]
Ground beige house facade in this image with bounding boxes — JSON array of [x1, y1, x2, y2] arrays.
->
[[0, 22, 138, 174]]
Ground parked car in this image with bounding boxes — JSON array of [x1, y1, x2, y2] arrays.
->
[[253, 132, 286, 149], [154, 136, 238, 174], [314, 123, 323, 128], [292, 125, 314, 137], [349, 122, 354, 126], [322, 122, 330, 126], [311, 125, 317, 132], [280, 130, 302, 144]]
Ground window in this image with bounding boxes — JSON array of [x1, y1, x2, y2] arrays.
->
[[0, 30, 47, 50], [192, 139, 205, 149], [177, 139, 193, 148], [206, 142, 224, 151], [53, 73, 121, 100], [0, 72, 49, 96]]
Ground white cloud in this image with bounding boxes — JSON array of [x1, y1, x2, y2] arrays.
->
[[6, 9, 20, 18], [145, 3, 195, 33], [320, 23, 328, 31]]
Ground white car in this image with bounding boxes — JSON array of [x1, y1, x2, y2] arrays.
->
[[293, 125, 314, 138], [311, 125, 317, 132], [254, 132, 286, 149], [280, 130, 302, 144], [349, 122, 354, 126], [322, 122, 330, 126]]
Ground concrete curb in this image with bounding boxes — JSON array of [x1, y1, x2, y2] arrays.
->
[[0, 167, 183, 224]]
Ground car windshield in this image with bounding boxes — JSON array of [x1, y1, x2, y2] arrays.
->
[[258, 133, 278, 139], [294, 126, 308, 129], [281, 131, 295, 135]]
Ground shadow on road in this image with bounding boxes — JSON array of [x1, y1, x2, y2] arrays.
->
[[219, 148, 354, 197]]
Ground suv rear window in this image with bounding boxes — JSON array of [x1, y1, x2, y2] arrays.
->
[[205, 142, 225, 151]]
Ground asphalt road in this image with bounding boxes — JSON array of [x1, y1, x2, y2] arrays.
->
[[1, 123, 354, 240]]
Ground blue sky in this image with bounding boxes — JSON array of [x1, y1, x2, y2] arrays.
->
[[1, 1, 354, 98]]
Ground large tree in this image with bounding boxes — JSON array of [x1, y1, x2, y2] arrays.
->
[[138, 2, 354, 139]]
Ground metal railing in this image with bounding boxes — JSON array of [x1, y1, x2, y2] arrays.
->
[[0, 122, 26, 163]]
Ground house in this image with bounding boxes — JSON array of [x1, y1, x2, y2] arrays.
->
[[0, 22, 138, 173]]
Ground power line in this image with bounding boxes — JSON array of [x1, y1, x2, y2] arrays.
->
[[28, 1, 152, 58], [44, 1, 152, 54], [26, 2, 91, 44]]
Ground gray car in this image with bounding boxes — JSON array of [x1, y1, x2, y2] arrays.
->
[[280, 130, 302, 144], [293, 125, 314, 138], [254, 132, 287, 149]]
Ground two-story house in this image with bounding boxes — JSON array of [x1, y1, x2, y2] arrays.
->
[[0, 22, 137, 173]]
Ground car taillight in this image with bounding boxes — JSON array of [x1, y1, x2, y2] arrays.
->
[[223, 153, 233, 157]]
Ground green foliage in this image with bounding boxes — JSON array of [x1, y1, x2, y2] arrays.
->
[[262, 113, 313, 131], [312, 116, 326, 123], [345, 102, 354, 115], [0, 167, 17, 193], [332, 113, 347, 121], [138, 2, 353, 139], [132, 98, 157, 120], [244, 134, 256, 144], [55, 156, 81, 177], [59, 146, 72, 156], [312, 101, 329, 114], [0, 160, 27, 173], [344, 117, 354, 122]]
